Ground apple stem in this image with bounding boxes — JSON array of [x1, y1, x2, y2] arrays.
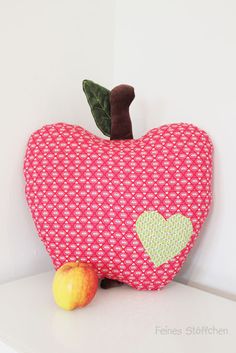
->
[[110, 84, 134, 140], [100, 85, 134, 289], [100, 278, 124, 289]]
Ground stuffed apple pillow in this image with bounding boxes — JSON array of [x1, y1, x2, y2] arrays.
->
[[24, 81, 213, 290]]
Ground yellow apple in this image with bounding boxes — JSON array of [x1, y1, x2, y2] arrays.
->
[[52, 261, 98, 310]]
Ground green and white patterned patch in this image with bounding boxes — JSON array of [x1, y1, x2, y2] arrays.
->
[[135, 211, 193, 267]]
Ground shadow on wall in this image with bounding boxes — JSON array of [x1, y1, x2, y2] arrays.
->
[[175, 195, 235, 301]]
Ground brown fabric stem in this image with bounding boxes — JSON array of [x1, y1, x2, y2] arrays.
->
[[110, 84, 134, 140], [100, 84, 134, 289], [100, 278, 124, 289]]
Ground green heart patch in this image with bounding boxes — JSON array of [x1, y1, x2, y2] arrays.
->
[[135, 212, 193, 267]]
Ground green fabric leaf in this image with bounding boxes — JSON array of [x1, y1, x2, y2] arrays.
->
[[82, 80, 111, 137]]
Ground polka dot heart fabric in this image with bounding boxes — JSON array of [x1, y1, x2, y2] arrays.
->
[[24, 122, 213, 290]]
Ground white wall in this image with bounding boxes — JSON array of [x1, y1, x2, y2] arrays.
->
[[1, 0, 235, 300], [0, 0, 115, 284], [113, 0, 236, 299]]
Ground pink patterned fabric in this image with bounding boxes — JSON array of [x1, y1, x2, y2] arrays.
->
[[24, 123, 213, 290]]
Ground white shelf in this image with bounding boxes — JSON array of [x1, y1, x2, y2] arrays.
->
[[0, 271, 235, 353]]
